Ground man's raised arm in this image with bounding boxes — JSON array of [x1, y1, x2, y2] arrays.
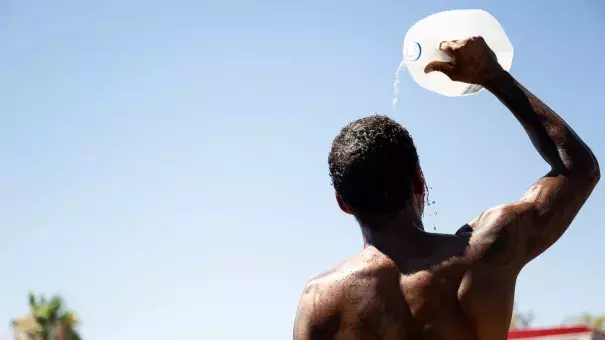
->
[[426, 37, 600, 267]]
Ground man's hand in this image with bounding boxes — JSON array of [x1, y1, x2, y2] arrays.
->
[[424, 36, 504, 86]]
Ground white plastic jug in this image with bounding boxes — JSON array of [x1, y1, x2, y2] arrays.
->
[[395, 9, 513, 98]]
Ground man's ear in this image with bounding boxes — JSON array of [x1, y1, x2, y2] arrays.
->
[[336, 193, 352, 214]]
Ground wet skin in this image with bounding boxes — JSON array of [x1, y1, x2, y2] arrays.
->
[[294, 37, 600, 340]]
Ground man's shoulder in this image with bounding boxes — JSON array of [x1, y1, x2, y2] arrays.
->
[[302, 255, 365, 302], [294, 263, 352, 339], [300, 249, 397, 309], [294, 251, 394, 339], [459, 203, 537, 271], [312, 248, 396, 284]]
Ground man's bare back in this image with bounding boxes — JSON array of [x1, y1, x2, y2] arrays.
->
[[294, 37, 600, 340]]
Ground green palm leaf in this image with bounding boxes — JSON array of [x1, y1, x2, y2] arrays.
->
[[11, 292, 82, 340]]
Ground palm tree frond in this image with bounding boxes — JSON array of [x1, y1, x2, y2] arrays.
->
[[28, 292, 37, 309], [60, 312, 80, 326], [12, 292, 82, 340]]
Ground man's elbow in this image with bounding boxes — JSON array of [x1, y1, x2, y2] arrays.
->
[[588, 153, 600, 185], [580, 162, 600, 189], [569, 152, 600, 186]]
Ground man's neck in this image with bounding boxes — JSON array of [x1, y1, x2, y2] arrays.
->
[[359, 209, 427, 255]]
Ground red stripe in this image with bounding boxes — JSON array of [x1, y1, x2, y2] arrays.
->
[[509, 326, 591, 339]]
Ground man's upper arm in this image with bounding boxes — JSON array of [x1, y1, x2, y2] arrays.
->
[[470, 170, 599, 269], [293, 281, 340, 340]]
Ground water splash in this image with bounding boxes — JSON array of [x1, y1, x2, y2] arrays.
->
[[424, 186, 439, 231], [392, 59, 406, 109]]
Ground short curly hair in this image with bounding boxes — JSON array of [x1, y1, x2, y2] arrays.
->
[[328, 115, 420, 216]]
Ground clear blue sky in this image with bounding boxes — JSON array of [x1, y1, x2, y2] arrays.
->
[[0, 0, 603, 339]]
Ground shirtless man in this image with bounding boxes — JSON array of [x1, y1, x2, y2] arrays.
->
[[293, 37, 600, 340]]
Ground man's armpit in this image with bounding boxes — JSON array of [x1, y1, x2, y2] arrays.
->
[[481, 224, 522, 266], [469, 204, 534, 268]]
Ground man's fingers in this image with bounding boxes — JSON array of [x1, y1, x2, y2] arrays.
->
[[427, 39, 466, 77], [440, 39, 467, 55], [439, 41, 457, 58], [439, 40, 457, 50], [440, 45, 455, 58], [424, 61, 455, 77]]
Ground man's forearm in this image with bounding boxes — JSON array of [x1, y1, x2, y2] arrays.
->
[[484, 71, 599, 178]]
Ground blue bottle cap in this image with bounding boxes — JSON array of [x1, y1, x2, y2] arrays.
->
[[404, 42, 422, 62]]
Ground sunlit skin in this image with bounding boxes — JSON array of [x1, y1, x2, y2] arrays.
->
[[293, 37, 600, 340]]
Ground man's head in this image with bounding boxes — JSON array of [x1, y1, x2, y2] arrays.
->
[[328, 115, 425, 226]]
